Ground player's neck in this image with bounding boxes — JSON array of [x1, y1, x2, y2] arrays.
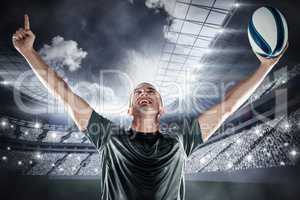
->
[[131, 116, 159, 133]]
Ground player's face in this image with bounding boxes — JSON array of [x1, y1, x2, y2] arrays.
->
[[132, 83, 161, 115]]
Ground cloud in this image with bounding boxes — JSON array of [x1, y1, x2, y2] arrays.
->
[[39, 36, 87, 72], [144, 0, 176, 14], [145, 0, 163, 9]]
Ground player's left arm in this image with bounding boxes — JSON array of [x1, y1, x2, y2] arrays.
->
[[198, 44, 288, 142]]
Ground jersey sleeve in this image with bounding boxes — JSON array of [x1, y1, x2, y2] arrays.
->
[[176, 116, 204, 157], [82, 109, 114, 150]]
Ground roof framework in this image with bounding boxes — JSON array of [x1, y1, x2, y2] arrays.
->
[[154, 0, 237, 97]]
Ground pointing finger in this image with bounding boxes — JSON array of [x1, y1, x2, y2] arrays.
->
[[24, 14, 30, 30]]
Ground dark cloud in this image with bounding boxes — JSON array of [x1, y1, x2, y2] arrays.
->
[[1, 0, 169, 80]]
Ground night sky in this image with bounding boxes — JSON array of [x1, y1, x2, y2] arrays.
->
[[1, 0, 168, 86], [1, 0, 167, 58]]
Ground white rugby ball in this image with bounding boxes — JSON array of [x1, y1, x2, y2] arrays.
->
[[248, 6, 288, 58]]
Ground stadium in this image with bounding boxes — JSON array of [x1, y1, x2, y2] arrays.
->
[[0, 0, 300, 199]]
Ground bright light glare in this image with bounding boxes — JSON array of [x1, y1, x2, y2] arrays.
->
[[36, 152, 42, 159], [290, 150, 297, 157], [1, 80, 9, 85], [1, 120, 7, 127], [51, 132, 57, 139], [34, 122, 41, 129]]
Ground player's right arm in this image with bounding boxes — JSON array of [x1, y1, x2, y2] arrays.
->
[[12, 14, 92, 132]]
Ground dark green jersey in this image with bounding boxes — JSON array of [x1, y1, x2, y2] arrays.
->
[[83, 110, 203, 200]]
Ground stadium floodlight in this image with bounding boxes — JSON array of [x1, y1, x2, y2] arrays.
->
[[234, 3, 240, 8], [36, 152, 42, 159], [1, 80, 9, 85], [227, 162, 233, 169], [34, 122, 42, 129], [290, 150, 297, 157], [282, 121, 291, 131], [1, 120, 7, 127]]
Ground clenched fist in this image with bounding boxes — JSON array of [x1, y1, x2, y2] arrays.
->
[[12, 14, 36, 54]]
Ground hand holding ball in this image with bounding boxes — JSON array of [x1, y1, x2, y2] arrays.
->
[[248, 6, 288, 58]]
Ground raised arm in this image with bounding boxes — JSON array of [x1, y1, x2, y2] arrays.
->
[[12, 14, 92, 132], [198, 45, 288, 142]]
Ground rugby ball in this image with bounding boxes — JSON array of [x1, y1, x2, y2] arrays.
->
[[248, 6, 288, 58]]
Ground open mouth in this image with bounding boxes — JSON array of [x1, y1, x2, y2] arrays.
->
[[138, 98, 153, 105]]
